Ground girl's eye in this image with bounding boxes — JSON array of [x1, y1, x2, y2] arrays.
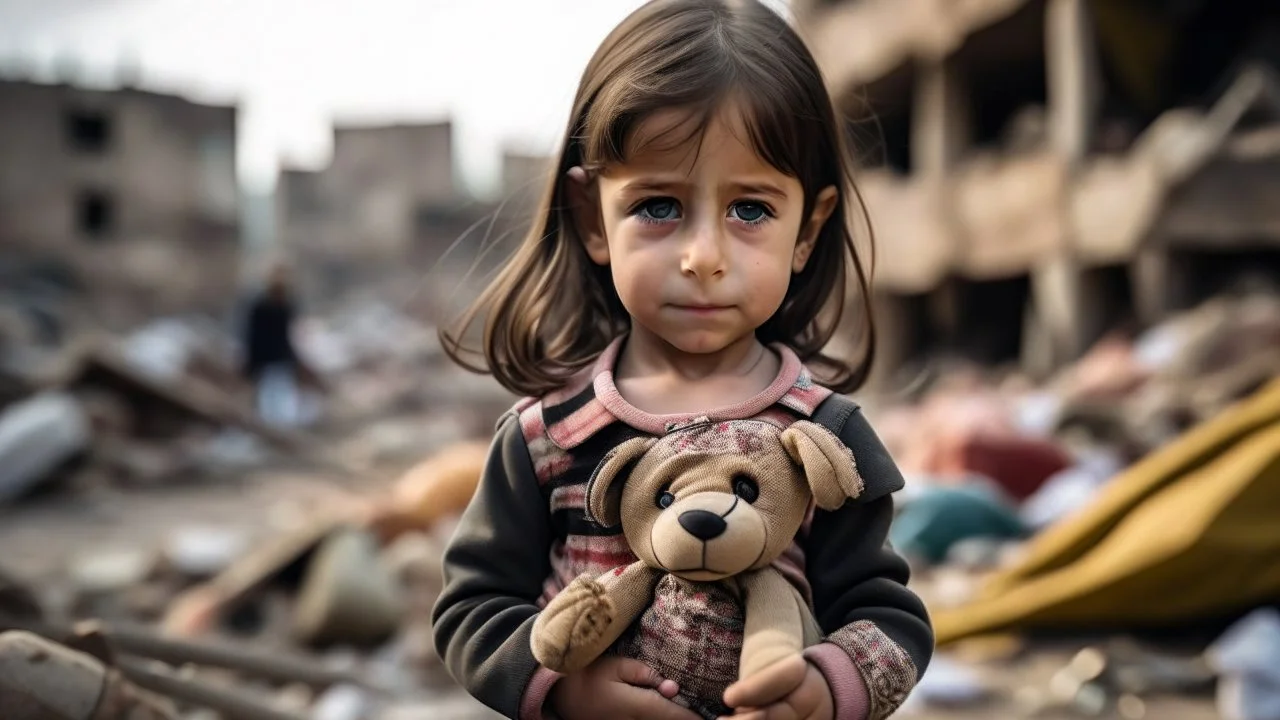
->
[[656, 485, 676, 509], [729, 201, 771, 225], [733, 475, 759, 503], [634, 198, 682, 224]]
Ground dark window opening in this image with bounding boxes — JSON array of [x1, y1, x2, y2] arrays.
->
[[843, 63, 916, 174], [949, 274, 1033, 366], [972, 55, 1048, 152], [1175, 246, 1280, 305], [1169, 3, 1280, 109], [845, 112, 912, 174], [66, 109, 112, 153], [873, 290, 932, 383], [877, 109, 913, 174], [951, 1, 1048, 154], [1093, 3, 1280, 149], [77, 190, 115, 238], [1082, 263, 1138, 347]]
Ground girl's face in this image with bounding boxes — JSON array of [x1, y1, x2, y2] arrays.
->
[[577, 101, 837, 356]]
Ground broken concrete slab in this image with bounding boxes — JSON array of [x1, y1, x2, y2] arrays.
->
[[292, 526, 406, 649], [37, 338, 308, 453], [0, 391, 91, 505], [0, 629, 178, 720]]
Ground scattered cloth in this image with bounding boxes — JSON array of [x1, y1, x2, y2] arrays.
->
[[932, 377, 1280, 645]]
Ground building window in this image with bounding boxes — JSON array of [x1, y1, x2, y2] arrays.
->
[[76, 190, 115, 239], [197, 134, 237, 218], [66, 109, 112, 153]]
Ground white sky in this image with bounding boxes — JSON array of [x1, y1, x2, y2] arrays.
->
[[2, 0, 755, 197]]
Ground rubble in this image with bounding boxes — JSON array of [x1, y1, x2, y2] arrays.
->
[[866, 288, 1280, 718], [0, 391, 91, 503], [1, 279, 1274, 719], [0, 630, 178, 720], [1208, 609, 1280, 720], [0, 286, 514, 717], [291, 526, 407, 649]]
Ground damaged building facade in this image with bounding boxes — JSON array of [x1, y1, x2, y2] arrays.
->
[[0, 78, 241, 345], [276, 125, 552, 313], [276, 121, 485, 308], [794, 0, 1280, 383]]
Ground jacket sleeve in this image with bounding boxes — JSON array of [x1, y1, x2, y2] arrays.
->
[[431, 411, 557, 719], [801, 407, 934, 720]]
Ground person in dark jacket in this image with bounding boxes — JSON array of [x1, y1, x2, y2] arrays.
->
[[240, 263, 310, 426]]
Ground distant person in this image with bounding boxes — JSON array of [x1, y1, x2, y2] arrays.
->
[[240, 264, 318, 427], [430, 2, 932, 720]]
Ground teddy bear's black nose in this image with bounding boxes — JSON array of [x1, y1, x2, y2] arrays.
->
[[679, 509, 727, 540]]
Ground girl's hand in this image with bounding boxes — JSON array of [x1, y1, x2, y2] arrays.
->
[[549, 655, 701, 720], [720, 653, 835, 720]]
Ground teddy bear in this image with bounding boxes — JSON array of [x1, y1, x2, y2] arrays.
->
[[530, 417, 865, 717]]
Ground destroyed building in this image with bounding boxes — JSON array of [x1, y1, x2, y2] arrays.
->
[[0, 78, 241, 343], [794, 0, 1280, 382], [276, 121, 490, 305], [499, 148, 553, 210]]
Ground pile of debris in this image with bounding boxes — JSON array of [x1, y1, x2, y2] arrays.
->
[[0, 295, 518, 717], [0, 337, 303, 507], [291, 298, 516, 470], [864, 288, 1280, 719], [0, 441, 498, 720], [0, 294, 519, 507], [5, 277, 1277, 719]]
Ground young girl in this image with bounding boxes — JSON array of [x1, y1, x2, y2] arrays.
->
[[432, 1, 933, 718]]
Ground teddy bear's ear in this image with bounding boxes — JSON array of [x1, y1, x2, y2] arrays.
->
[[780, 420, 864, 510], [585, 437, 655, 527]]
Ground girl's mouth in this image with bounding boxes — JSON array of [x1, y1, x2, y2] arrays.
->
[[671, 304, 731, 315]]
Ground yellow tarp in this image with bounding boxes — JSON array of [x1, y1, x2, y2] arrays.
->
[[933, 377, 1280, 646]]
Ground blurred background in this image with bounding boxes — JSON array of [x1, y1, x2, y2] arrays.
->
[[1, 0, 1279, 718]]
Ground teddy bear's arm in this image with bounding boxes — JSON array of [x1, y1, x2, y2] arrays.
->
[[738, 567, 812, 680], [530, 561, 662, 674]]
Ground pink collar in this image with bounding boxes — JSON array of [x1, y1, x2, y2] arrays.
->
[[591, 335, 808, 434]]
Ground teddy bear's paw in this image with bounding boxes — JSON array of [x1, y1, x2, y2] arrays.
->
[[532, 576, 616, 672], [562, 577, 615, 645], [739, 647, 804, 683]]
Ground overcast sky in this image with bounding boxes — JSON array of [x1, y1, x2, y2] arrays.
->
[[3, 0, 789, 196]]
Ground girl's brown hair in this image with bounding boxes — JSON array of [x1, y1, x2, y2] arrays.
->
[[441, 0, 876, 397]]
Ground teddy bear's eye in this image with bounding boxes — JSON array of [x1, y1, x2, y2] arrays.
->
[[656, 485, 676, 509], [733, 475, 759, 503]]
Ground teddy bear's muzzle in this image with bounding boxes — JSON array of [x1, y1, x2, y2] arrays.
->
[[678, 509, 727, 540], [651, 492, 767, 579]]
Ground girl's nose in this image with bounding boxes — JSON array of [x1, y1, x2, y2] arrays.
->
[[680, 223, 726, 279]]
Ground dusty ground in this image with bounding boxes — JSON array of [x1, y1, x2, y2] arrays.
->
[[0, 470, 1223, 720], [0, 465, 499, 719], [898, 645, 1221, 719], [904, 572, 1223, 720]]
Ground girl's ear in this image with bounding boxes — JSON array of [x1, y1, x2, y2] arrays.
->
[[566, 166, 610, 266], [793, 185, 838, 273]]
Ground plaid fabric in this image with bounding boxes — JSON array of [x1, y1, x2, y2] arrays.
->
[[614, 575, 742, 719], [538, 533, 637, 607], [827, 621, 918, 720]]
